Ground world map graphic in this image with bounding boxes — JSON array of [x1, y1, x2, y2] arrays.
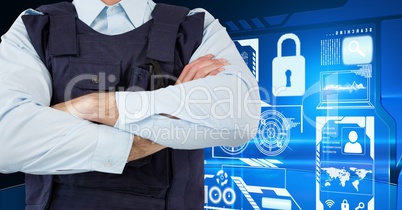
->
[[321, 167, 373, 193]]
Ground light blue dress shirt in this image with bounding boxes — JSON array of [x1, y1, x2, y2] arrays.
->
[[0, 0, 260, 175]]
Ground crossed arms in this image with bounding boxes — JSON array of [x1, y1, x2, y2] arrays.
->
[[51, 54, 229, 162]]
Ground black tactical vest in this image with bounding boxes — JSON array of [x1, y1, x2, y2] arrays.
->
[[22, 2, 205, 209]]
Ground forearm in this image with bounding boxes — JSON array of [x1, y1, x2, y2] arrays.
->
[[123, 115, 257, 150], [115, 71, 261, 142], [0, 102, 133, 175]]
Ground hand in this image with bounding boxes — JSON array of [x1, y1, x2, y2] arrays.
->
[[127, 135, 166, 162], [175, 54, 228, 85], [155, 54, 228, 120], [52, 93, 163, 162], [51, 92, 118, 126]]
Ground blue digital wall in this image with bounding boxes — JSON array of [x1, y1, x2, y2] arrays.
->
[[199, 0, 402, 209]]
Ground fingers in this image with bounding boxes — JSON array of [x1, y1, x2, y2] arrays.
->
[[177, 54, 213, 84], [176, 54, 228, 84], [192, 60, 225, 80], [205, 68, 224, 77]]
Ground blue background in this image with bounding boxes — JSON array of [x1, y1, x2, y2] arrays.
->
[[1, 0, 401, 209]]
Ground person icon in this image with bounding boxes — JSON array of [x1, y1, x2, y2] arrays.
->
[[344, 130, 363, 153]]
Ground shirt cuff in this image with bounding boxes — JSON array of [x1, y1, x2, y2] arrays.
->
[[91, 124, 134, 174], [115, 91, 156, 131]]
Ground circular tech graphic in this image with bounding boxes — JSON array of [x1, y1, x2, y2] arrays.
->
[[255, 109, 291, 156], [209, 186, 222, 204], [219, 141, 249, 155], [222, 188, 236, 205], [216, 170, 229, 186]]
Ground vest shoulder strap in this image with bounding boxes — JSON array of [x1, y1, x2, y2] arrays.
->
[[146, 3, 191, 62], [22, 2, 78, 69]]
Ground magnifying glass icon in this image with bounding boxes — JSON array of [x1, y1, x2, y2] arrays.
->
[[348, 40, 366, 57], [355, 202, 365, 210]]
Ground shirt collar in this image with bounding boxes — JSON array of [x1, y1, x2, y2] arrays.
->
[[72, 0, 155, 27], [120, 0, 153, 27]]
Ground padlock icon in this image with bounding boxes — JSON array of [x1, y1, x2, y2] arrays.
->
[[341, 199, 350, 210], [272, 33, 305, 96]]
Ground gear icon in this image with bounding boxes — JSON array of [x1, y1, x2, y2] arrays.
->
[[216, 170, 228, 186]]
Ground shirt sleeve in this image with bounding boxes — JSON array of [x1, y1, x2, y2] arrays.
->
[[0, 11, 133, 175], [115, 8, 261, 149]]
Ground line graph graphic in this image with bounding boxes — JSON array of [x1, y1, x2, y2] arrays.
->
[[323, 81, 367, 93], [316, 69, 374, 109]]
